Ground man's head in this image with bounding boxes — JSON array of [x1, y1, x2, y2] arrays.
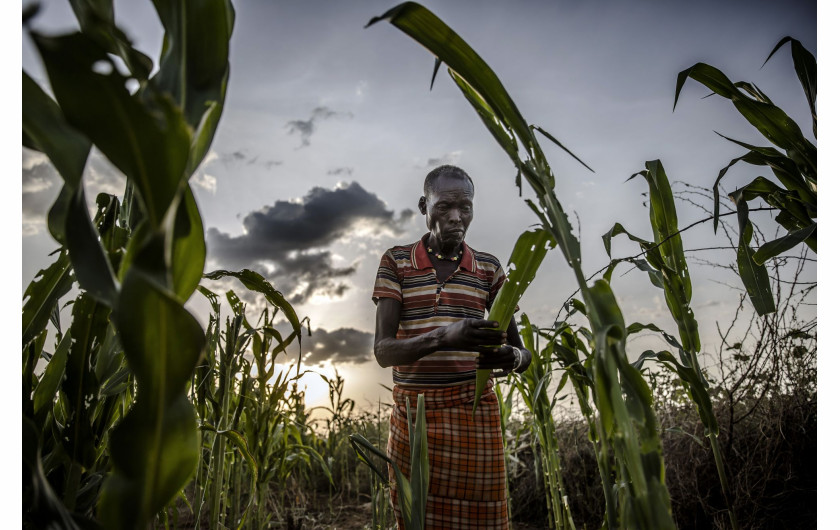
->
[[418, 165, 475, 252]]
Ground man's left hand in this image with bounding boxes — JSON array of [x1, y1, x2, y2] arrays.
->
[[476, 344, 521, 377]]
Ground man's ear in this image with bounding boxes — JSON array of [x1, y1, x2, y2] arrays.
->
[[418, 196, 427, 215]]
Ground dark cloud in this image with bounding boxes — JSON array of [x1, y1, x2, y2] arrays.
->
[[219, 149, 282, 169], [301, 327, 374, 365], [327, 167, 354, 176], [286, 106, 352, 148], [207, 181, 414, 303]]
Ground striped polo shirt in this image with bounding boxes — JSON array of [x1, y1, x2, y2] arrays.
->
[[372, 233, 507, 387]]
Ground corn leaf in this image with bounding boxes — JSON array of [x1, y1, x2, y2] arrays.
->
[[763, 36, 816, 138], [731, 193, 775, 315], [33, 31, 191, 228], [68, 0, 153, 80], [23, 417, 84, 530], [367, 2, 533, 152], [150, 0, 234, 174], [753, 223, 816, 265], [169, 185, 206, 303], [100, 268, 205, 529], [22, 71, 91, 244], [33, 332, 72, 418], [66, 184, 119, 305], [62, 293, 109, 470], [474, 228, 556, 414], [22, 250, 74, 348], [204, 269, 303, 346], [675, 61, 816, 183]]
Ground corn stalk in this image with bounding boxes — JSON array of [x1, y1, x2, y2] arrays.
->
[[367, 3, 676, 527], [604, 160, 738, 528], [23, 1, 235, 527], [515, 314, 575, 529]]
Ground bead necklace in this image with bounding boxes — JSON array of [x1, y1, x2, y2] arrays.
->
[[428, 246, 463, 262]]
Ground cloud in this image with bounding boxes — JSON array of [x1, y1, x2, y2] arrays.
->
[[217, 149, 282, 169], [422, 150, 462, 168], [286, 106, 353, 148], [207, 181, 414, 304], [327, 167, 354, 176], [355, 80, 368, 98], [301, 327, 374, 365], [22, 148, 127, 237], [22, 153, 61, 236]]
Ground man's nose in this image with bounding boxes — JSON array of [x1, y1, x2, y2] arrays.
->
[[447, 209, 462, 223]]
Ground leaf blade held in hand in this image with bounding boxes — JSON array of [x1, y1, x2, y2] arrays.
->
[[474, 228, 556, 414]]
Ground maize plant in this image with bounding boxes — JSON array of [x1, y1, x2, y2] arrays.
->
[[23, 1, 234, 527], [351, 395, 430, 530], [604, 159, 737, 528], [189, 272, 332, 530], [674, 37, 817, 315], [515, 314, 575, 529], [367, 3, 676, 527]]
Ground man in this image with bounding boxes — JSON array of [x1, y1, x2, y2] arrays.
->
[[372, 165, 531, 529]]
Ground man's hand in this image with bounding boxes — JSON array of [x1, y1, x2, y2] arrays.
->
[[476, 344, 520, 376], [440, 318, 507, 351]]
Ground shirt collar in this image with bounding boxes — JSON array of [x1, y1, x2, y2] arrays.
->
[[411, 233, 476, 273]]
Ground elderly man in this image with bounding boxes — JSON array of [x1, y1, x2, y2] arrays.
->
[[372, 164, 531, 529]]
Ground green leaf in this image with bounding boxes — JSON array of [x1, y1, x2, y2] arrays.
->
[[169, 185, 206, 303], [22, 71, 90, 187], [204, 269, 302, 344], [532, 124, 594, 173], [731, 194, 775, 315], [630, 160, 700, 353], [150, 0, 235, 174], [408, 395, 429, 529], [674, 62, 740, 110], [474, 228, 556, 413], [100, 394, 199, 529], [68, 0, 154, 79], [23, 417, 83, 530], [675, 61, 815, 182], [22, 71, 92, 244], [66, 184, 119, 305], [367, 2, 534, 157], [22, 250, 74, 348], [449, 72, 521, 178], [33, 31, 191, 228], [33, 332, 72, 417], [753, 223, 816, 265], [763, 37, 816, 138], [101, 268, 206, 529], [62, 293, 110, 470]]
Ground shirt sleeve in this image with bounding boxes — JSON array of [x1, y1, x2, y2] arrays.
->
[[372, 249, 402, 304]]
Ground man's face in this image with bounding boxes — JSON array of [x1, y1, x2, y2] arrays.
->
[[420, 174, 474, 251]]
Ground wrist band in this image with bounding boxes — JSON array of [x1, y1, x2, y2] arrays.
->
[[511, 347, 522, 372]]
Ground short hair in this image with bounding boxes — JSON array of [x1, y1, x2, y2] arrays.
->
[[423, 165, 474, 197]]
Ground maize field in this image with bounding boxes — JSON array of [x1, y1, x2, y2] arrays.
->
[[22, 1, 815, 529]]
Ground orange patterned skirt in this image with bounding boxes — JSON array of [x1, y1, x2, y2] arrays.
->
[[387, 381, 509, 529]]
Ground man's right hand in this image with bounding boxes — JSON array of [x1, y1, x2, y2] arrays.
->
[[441, 318, 507, 351]]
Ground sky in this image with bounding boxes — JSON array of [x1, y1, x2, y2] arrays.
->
[[21, 0, 818, 414]]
